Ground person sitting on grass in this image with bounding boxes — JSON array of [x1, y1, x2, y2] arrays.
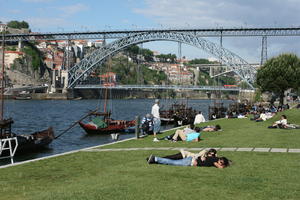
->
[[147, 153, 230, 168], [268, 115, 288, 129], [158, 125, 201, 142], [250, 111, 260, 121], [255, 111, 267, 122], [140, 113, 154, 135], [158, 124, 194, 140]]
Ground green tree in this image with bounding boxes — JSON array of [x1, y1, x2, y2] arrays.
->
[[156, 53, 177, 63], [140, 48, 153, 62], [189, 58, 211, 64], [256, 53, 300, 105], [7, 20, 29, 29]]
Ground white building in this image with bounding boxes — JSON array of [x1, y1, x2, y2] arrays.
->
[[4, 51, 24, 69], [0, 24, 7, 32]]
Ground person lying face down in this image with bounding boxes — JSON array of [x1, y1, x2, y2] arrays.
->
[[147, 153, 230, 168], [200, 124, 222, 132]]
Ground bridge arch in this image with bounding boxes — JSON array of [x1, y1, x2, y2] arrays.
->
[[68, 32, 256, 89]]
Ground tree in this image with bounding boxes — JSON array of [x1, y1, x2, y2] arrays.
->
[[7, 20, 29, 29], [256, 53, 300, 105], [189, 58, 211, 64]]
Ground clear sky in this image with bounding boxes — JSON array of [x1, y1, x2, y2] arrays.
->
[[1, 0, 300, 62]]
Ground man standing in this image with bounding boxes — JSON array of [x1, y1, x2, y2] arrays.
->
[[151, 99, 161, 142]]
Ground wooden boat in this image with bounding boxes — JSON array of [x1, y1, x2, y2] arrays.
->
[[14, 91, 32, 100], [0, 119, 54, 156], [14, 127, 54, 153], [78, 67, 135, 134], [78, 110, 135, 134], [14, 95, 32, 100], [160, 103, 198, 126]]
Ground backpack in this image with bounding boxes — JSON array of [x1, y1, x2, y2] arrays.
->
[[142, 120, 151, 132]]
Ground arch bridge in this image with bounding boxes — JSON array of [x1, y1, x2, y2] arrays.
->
[[67, 31, 257, 89]]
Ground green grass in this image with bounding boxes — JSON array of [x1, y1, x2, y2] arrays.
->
[[1, 109, 300, 200], [1, 151, 300, 200], [105, 109, 300, 149]]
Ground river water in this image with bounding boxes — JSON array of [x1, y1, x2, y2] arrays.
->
[[1, 98, 233, 164]]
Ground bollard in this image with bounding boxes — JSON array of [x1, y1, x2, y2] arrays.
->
[[135, 115, 140, 139]]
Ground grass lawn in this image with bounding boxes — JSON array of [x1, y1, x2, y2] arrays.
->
[[105, 109, 300, 149], [0, 109, 300, 200]]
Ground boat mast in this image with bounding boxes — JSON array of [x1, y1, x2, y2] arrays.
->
[[103, 84, 108, 113], [103, 55, 112, 113], [0, 30, 5, 121]]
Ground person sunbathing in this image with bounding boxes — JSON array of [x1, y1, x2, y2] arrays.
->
[[161, 148, 217, 160], [158, 125, 201, 142], [147, 153, 230, 168], [200, 124, 222, 132]]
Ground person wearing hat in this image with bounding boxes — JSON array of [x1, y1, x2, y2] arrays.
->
[[151, 99, 161, 142]]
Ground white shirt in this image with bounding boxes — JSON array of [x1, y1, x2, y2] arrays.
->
[[194, 114, 206, 125], [151, 103, 160, 119], [275, 119, 287, 125], [260, 113, 267, 121]]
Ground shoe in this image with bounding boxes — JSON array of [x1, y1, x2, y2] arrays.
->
[[153, 138, 159, 142], [147, 154, 156, 164]]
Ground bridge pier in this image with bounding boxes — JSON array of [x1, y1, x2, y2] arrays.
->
[[18, 40, 23, 50]]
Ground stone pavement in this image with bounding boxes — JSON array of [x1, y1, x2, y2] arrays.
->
[[82, 147, 300, 153]]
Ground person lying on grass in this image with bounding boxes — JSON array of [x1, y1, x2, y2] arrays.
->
[[147, 153, 230, 168], [158, 125, 201, 142], [199, 124, 222, 132], [161, 148, 217, 161], [158, 125, 221, 142]]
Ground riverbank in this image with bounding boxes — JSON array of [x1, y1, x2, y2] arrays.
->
[[1, 109, 300, 199]]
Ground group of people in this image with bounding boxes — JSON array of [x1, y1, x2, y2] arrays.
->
[[250, 110, 275, 122], [141, 100, 221, 142], [142, 99, 300, 169], [141, 99, 221, 142], [147, 148, 231, 168]]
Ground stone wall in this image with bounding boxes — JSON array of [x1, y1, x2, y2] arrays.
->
[[6, 70, 43, 87]]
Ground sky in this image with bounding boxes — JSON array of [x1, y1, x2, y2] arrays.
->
[[1, 0, 300, 63]]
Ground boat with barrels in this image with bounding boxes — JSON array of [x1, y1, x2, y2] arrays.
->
[[160, 102, 198, 126], [78, 110, 135, 134]]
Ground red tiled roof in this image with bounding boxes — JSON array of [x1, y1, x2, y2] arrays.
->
[[5, 51, 24, 55]]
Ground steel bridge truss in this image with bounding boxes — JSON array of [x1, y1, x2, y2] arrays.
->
[[68, 32, 257, 89], [5, 27, 300, 42]]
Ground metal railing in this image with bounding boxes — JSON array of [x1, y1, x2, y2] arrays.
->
[[74, 84, 242, 91], [0, 137, 18, 164]]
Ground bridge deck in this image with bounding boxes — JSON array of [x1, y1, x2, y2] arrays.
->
[[74, 85, 244, 91]]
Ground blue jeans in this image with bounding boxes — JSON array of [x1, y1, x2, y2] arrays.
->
[[155, 156, 193, 166], [153, 118, 161, 133]]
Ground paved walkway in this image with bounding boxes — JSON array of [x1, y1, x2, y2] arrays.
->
[[82, 147, 300, 153]]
